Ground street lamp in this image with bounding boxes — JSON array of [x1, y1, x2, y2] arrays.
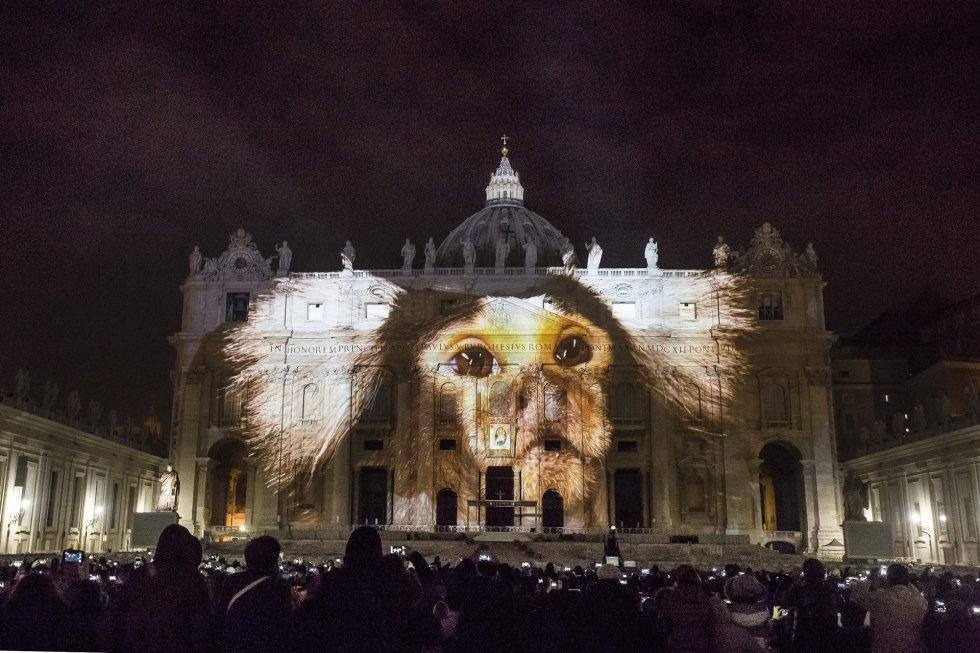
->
[[4, 499, 30, 553]]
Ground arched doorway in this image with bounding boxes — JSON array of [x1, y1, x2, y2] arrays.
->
[[208, 439, 248, 527], [759, 442, 804, 533], [436, 488, 458, 527], [542, 489, 564, 528]]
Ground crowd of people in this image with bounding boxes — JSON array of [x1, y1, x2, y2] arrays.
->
[[0, 524, 978, 652]]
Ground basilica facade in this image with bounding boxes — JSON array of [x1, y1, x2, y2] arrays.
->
[[169, 147, 844, 554]]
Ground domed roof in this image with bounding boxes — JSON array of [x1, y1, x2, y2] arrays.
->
[[436, 145, 571, 267]]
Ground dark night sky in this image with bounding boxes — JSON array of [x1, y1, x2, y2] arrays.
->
[[1, 2, 977, 428]]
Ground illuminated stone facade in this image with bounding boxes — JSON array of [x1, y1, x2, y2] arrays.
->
[[169, 148, 843, 554]]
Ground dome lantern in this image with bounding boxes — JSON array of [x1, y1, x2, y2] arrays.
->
[[485, 135, 524, 206]]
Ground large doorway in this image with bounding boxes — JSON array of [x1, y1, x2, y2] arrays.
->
[[759, 442, 804, 532], [208, 440, 248, 527], [485, 466, 514, 527], [542, 489, 564, 528], [436, 488, 458, 527], [358, 467, 388, 525], [614, 469, 643, 528]]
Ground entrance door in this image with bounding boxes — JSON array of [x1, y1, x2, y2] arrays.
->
[[542, 489, 564, 528], [358, 467, 388, 525], [436, 488, 458, 527], [614, 469, 643, 528], [485, 466, 514, 527]]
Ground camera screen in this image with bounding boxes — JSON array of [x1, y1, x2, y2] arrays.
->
[[62, 550, 84, 564]]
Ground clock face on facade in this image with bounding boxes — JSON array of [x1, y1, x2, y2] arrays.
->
[[757, 248, 780, 272], [233, 256, 249, 273]]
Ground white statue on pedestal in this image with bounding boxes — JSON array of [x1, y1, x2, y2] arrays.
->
[[713, 236, 730, 270], [341, 241, 356, 274], [524, 238, 537, 273], [644, 238, 658, 270], [424, 237, 436, 273], [586, 237, 602, 271], [275, 241, 292, 276], [461, 240, 475, 270], [400, 239, 415, 271], [157, 463, 180, 512], [189, 245, 202, 275]]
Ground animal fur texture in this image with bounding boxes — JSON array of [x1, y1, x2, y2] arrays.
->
[[225, 272, 755, 526]]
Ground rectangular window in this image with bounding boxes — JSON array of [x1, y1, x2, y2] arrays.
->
[[612, 302, 637, 320], [758, 292, 783, 320], [617, 440, 639, 453], [45, 471, 60, 527], [363, 439, 384, 451], [365, 303, 390, 319], [225, 292, 250, 322], [439, 438, 457, 451], [307, 303, 324, 321], [126, 486, 137, 531], [678, 302, 697, 320], [69, 473, 85, 528], [109, 482, 120, 530], [543, 439, 562, 452]]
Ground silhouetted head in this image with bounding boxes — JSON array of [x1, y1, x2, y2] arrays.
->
[[344, 526, 382, 570], [673, 564, 701, 587], [244, 535, 281, 575], [886, 563, 910, 586], [802, 558, 826, 584]]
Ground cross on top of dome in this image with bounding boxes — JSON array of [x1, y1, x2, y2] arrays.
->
[[486, 135, 524, 206]]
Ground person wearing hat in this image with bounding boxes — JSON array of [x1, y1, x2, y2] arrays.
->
[[725, 573, 771, 648]]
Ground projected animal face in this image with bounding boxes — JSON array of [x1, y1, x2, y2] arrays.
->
[[417, 298, 614, 520]]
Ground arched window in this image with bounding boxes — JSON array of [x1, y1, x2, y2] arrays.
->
[[436, 488, 458, 527], [489, 381, 510, 417], [542, 489, 564, 528], [301, 383, 320, 419], [764, 382, 789, 427], [544, 384, 563, 421], [438, 382, 458, 425]]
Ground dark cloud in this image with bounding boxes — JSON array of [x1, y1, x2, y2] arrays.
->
[[1, 1, 976, 422]]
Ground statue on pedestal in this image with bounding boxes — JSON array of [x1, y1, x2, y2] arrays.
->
[[275, 241, 292, 276], [15, 369, 30, 400], [400, 239, 416, 272], [560, 238, 576, 275], [157, 463, 180, 512], [424, 237, 436, 273], [42, 380, 58, 411], [341, 241, 356, 274], [843, 472, 869, 521], [494, 235, 510, 270], [66, 390, 81, 421], [585, 237, 603, 271], [461, 240, 475, 270], [644, 238, 659, 270], [188, 245, 202, 276], [524, 238, 537, 272], [713, 236, 730, 270]]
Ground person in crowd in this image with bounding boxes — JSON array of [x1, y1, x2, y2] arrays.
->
[[66, 578, 107, 652], [655, 564, 723, 651], [112, 523, 215, 652], [0, 571, 72, 651], [724, 572, 771, 648], [850, 563, 928, 653], [216, 535, 293, 652], [783, 557, 842, 651]]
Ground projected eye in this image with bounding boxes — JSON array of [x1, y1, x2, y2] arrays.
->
[[450, 346, 498, 378], [554, 336, 591, 367]]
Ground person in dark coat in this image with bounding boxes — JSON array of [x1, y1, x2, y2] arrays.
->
[[217, 535, 293, 652], [112, 523, 215, 652], [0, 572, 72, 651], [656, 564, 722, 652], [783, 558, 842, 652]]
